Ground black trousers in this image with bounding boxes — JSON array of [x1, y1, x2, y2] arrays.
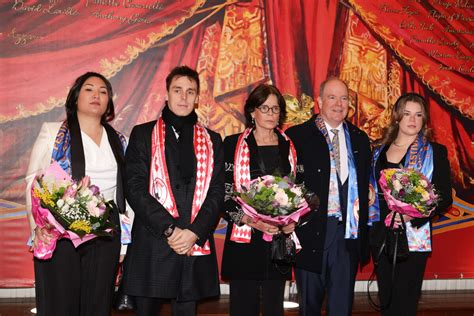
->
[[34, 237, 121, 316], [374, 249, 429, 316], [229, 279, 286, 316], [134, 296, 196, 316]]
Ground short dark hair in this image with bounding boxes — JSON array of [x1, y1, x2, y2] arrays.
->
[[166, 65, 200, 94], [65, 72, 115, 123], [244, 84, 287, 128]]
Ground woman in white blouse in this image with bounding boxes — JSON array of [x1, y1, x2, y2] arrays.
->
[[25, 72, 128, 316]]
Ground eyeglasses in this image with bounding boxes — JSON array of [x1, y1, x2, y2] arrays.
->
[[257, 105, 281, 114]]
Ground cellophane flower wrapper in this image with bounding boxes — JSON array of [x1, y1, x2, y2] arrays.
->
[[378, 168, 439, 228], [31, 161, 115, 259], [234, 175, 311, 241]]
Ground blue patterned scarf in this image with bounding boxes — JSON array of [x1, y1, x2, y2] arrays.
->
[[51, 120, 127, 174], [51, 119, 128, 215], [315, 116, 360, 239], [368, 133, 434, 224]]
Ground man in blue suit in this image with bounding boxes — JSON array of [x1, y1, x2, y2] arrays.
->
[[286, 77, 371, 316]]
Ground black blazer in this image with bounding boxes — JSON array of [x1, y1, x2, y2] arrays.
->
[[122, 120, 224, 301], [285, 115, 372, 273], [369, 142, 453, 251], [221, 131, 292, 280]]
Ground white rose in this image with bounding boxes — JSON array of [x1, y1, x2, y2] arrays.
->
[[393, 180, 403, 191], [56, 199, 64, 208], [61, 204, 70, 213], [290, 187, 302, 196]]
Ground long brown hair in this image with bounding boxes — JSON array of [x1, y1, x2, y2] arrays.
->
[[379, 92, 432, 145]]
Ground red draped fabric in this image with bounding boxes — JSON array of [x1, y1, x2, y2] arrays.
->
[[348, 0, 473, 119], [0, 0, 472, 287], [264, 0, 347, 101], [0, 0, 211, 122], [345, 0, 473, 199], [399, 68, 473, 199], [263, 0, 313, 97]]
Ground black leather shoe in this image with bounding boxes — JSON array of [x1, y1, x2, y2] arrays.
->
[[114, 292, 135, 311]]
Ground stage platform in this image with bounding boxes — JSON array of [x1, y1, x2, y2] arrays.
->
[[1, 291, 473, 315]]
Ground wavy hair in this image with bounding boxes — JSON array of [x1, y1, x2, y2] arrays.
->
[[379, 92, 432, 145]]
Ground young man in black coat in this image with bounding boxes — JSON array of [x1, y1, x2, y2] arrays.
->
[[122, 66, 224, 316], [286, 78, 371, 316]]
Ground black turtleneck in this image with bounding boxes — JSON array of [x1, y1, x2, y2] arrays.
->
[[161, 105, 197, 183]]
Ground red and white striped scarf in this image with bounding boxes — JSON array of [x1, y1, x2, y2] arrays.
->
[[230, 128, 297, 243], [149, 118, 214, 256]]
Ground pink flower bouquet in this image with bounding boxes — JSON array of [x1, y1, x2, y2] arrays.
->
[[31, 161, 116, 259], [235, 175, 313, 241], [379, 168, 439, 228]]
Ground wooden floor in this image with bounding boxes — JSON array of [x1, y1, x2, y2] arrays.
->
[[1, 291, 473, 315]]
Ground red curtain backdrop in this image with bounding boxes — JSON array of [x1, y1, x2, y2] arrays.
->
[[264, 0, 347, 100], [0, 0, 472, 286], [348, 0, 473, 119]]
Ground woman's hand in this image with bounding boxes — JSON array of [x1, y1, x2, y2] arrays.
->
[[32, 226, 54, 250], [281, 222, 296, 235], [167, 228, 198, 256], [244, 217, 279, 235], [393, 213, 413, 226]]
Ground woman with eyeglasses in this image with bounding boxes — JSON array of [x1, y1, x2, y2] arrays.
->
[[221, 84, 297, 316]]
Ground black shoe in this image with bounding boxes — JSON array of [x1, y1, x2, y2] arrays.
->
[[114, 292, 135, 311]]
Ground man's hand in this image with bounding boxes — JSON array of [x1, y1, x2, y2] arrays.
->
[[167, 228, 198, 255]]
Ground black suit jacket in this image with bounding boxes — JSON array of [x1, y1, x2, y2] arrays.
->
[[122, 120, 224, 300], [369, 142, 453, 251], [285, 115, 372, 273]]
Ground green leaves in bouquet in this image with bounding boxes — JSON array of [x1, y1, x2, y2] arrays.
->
[[235, 174, 309, 217]]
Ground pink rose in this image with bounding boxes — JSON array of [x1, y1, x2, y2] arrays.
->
[[392, 179, 403, 191], [87, 201, 101, 217], [78, 176, 91, 192], [63, 185, 77, 199], [274, 189, 289, 207]]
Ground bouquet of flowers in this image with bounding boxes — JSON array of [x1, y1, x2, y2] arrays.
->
[[234, 175, 316, 241], [379, 168, 439, 228], [31, 161, 116, 259]]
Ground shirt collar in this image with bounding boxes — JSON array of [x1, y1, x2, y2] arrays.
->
[[323, 121, 343, 133]]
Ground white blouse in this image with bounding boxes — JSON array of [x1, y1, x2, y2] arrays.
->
[[25, 123, 132, 255], [81, 128, 118, 202]]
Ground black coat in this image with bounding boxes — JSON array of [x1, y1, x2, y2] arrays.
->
[[221, 131, 292, 280], [369, 142, 453, 251], [285, 115, 372, 273], [122, 120, 225, 301]]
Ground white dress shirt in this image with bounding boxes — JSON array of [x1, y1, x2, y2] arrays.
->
[[324, 121, 349, 183]]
